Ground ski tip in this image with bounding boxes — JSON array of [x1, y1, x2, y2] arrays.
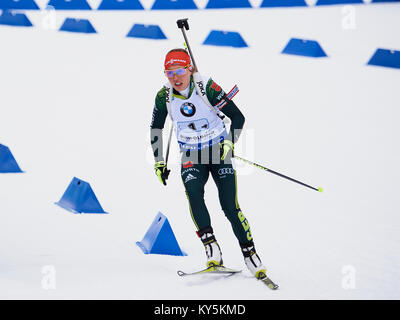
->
[[261, 277, 279, 290], [267, 282, 279, 290], [318, 187, 324, 193]]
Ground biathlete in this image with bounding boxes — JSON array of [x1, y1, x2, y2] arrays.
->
[[150, 48, 268, 280]]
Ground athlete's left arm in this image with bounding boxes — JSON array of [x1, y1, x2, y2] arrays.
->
[[206, 79, 245, 143]]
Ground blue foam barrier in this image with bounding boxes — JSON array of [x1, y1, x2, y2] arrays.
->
[[260, 0, 307, 7], [0, 10, 33, 27], [205, 0, 252, 9], [97, 0, 144, 10], [282, 38, 327, 58], [0, 144, 23, 173], [367, 48, 400, 69], [151, 0, 198, 10], [0, 0, 39, 10], [316, 0, 363, 5], [46, 0, 92, 10], [136, 212, 187, 256], [203, 30, 248, 48], [59, 18, 96, 33], [55, 177, 107, 214], [126, 23, 167, 39]]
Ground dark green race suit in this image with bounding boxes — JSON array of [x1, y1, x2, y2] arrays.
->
[[150, 76, 254, 246]]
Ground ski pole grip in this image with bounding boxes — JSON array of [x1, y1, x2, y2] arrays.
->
[[177, 18, 189, 30]]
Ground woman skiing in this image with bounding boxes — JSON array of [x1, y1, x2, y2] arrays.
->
[[150, 48, 269, 281]]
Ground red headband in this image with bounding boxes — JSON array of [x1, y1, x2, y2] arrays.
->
[[164, 51, 191, 70]]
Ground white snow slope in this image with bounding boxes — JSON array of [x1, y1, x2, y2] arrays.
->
[[1, 3, 399, 300]]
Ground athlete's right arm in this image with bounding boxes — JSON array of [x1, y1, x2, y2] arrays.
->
[[150, 87, 168, 162]]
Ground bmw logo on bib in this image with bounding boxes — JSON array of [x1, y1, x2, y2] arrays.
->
[[180, 102, 196, 117]]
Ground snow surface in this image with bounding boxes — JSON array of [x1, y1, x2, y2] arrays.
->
[[1, 3, 400, 300]]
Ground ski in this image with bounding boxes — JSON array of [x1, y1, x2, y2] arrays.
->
[[178, 266, 278, 289], [260, 276, 279, 290], [177, 265, 242, 277], [255, 270, 279, 290]]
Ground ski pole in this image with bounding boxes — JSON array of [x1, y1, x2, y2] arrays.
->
[[161, 125, 172, 182], [234, 155, 323, 193], [165, 124, 173, 166]]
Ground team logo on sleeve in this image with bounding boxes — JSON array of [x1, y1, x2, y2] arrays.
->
[[180, 102, 196, 117]]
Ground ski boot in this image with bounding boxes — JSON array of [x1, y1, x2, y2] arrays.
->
[[241, 242, 279, 289], [241, 242, 267, 279], [197, 227, 223, 268]]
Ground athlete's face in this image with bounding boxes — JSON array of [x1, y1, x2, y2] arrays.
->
[[165, 65, 192, 92]]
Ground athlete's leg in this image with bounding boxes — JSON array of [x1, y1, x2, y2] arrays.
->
[[210, 162, 253, 246], [180, 158, 211, 231], [181, 151, 223, 267], [210, 161, 267, 278]]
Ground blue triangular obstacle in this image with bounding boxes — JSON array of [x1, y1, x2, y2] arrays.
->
[[55, 177, 107, 214], [0, 144, 23, 173], [0, 11, 33, 27], [151, 0, 198, 10], [59, 18, 96, 33], [0, 0, 39, 10], [98, 0, 144, 10], [126, 24, 167, 39], [203, 30, 248, 48], [316, 0, 363, 5], [136, 212, 187, 256], [260, 0, 307, 7], [367, 48, 400, 69], [282, 38, 327, 58], [47, 0, 92, 10], [205, 0, 252, 9]]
